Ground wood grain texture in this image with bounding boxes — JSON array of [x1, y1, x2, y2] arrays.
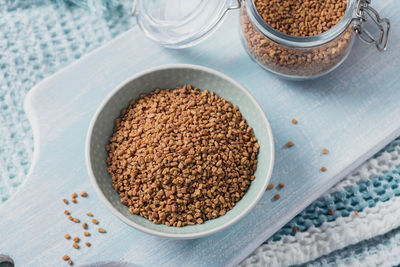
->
[[1, 3, 399, 266]]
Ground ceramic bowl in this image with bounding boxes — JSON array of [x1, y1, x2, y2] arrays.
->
[[86, 64, 274, 239]]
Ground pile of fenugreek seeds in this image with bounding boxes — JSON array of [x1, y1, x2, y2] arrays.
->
[[241, 0, 353, 77], [106, 85, 259, 227], [255, 0, 347, 37]]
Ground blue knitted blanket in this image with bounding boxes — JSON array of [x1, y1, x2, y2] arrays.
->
[[1, 1, 399, 266]]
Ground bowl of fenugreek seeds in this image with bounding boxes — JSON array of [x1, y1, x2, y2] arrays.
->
[[86, 64, 274, 239]]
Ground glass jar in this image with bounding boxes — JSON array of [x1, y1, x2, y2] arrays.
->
[[132, 0, 390, 80], [239, 0, 389, 79]]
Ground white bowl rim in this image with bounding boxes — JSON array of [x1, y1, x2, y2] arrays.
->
[[85, 63, 275, 239]]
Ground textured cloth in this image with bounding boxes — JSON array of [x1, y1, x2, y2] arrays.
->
[[1, 1, 400, 266], [240, 138, 400, 266], [0, 0, 133, 202]]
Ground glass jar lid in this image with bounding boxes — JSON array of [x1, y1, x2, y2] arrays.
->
[[132, 0, 240, 48]]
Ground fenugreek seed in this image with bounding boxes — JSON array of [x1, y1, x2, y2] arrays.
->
[[63, 199, 69, 205], [321, 166, 327, 172], [293, 226, 298, 233], [71, 199, 77, 204], [84, 232, 90, 236], [322, 148, 329, 154], [328, 209, 334, 215], [62, 255, 70, 261], [354, 210, 359, 216], [72, 193, 77, 198], [68, 259, 73, 266], [86, 212, 93, 217], [242, 0, 352, 78], [64, 210, 70, 215], [291, 118, 298, 124], [92, 219, 99, 225], [106, 86, 259, 226], [72, 243, 79, 249], [64, 234, 71, 240], [85, 242, 91, 247], [285, 141, 294, 147], [254, 0, 346, 37], [267, 184, 274, 190], [98, 228, 106, 233], [73, 237, 80, 243], [278, 183, 284, 189], [82, 223, 88, 229], [274, 194, 280, 200], [80, 192, 88, 197], [68, 216, 73, 221], [73, 218, 80, 223]]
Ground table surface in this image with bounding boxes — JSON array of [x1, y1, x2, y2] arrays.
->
[[1, 4, 400, 266]]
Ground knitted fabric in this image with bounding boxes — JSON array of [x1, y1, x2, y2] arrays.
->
[[240, 138, 400, 266], [1, 1, 400, 266], [63, 0, 120, 13], [296, 226, 400, 267], [0, 0, 134, 202]]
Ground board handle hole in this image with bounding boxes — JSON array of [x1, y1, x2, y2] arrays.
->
[[0, 255, 14, 267]]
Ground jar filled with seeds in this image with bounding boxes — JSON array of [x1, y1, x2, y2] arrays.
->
[[132, 0, 390, 80], [239, 0, 390, 79]]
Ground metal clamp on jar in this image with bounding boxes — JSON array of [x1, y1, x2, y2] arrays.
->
[[131, 0, 390, 80]]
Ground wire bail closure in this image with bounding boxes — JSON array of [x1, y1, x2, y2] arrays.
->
[[354, 0, 390, 52]]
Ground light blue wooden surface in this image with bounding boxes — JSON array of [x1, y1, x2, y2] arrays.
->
[[1, 3, 399, 266]]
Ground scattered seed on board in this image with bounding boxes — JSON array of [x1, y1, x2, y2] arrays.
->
[[98, 228, 106, 233], [73, 237, 80, 243], [92, 219, 99, 225], [68, 260, 73, 266], [64, 210, 70, 215], [267, 184, 274, 190], [291, 118, 298, 124], [285, 141, 294, 147], [64, 234, 71, 240], [86, 212, 93, 217], [321, 166, 327, 172], [354, 210, 359, 216], [274, 194, 280, 200], [71, 199, 77, 204], [80, 192, 88, 197], [68, 216, 73, 221], [322, 148, 329, 154], [278, 183, 285, 189], [62, 255, 70, 261], [328, 209, 334, 215], [85, 242, 91, 247], [82, 223, 88, 230], [84, 232, 90, 237], [73, 218, 80, 223], [72, 193, 77, 199], [63, 199, 69, 205], [293, 226, 298, 233], [72, 243, 79, 249]]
